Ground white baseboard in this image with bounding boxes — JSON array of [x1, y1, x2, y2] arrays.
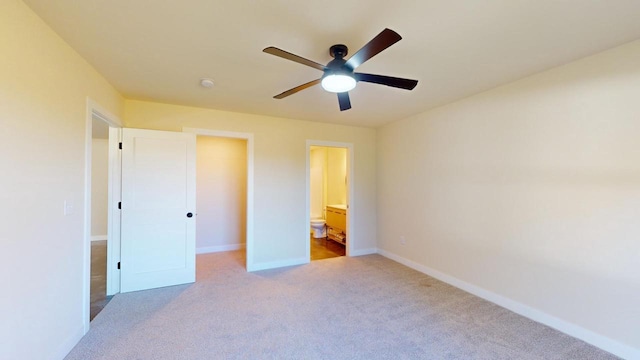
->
[[54, 323, 85, 360], [376, 248, 639, 360], [90, 235, 107, 242], [196, 243, 245, 254], [247, 257, 308, 272], [349, 247, 377, 256]]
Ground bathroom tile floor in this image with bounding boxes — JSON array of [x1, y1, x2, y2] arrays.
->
[[310, 235, 345, 261]]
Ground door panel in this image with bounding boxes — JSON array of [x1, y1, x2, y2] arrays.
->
[[120, 128, 196, 293]]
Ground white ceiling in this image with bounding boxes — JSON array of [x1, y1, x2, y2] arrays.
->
[[24, 0, 640, 127]]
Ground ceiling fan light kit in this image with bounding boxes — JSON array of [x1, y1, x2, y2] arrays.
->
[[321, 44, 356, 93], [321, 74, 356, 93], [263, 28, 418, 111]]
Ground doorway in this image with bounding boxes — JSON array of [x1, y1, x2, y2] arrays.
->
[[306, 141, 354, 261], [183, 128, 254, 270], [84, 124, 255, 322], [196, 135, 248, 264], [89, 116, 112, 320], [84, 99, 122, 329]]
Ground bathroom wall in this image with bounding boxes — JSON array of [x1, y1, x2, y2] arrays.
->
[[196, 136, 247, 253], [326, 147, 347, 206], [310, 146, 348, 219], [309, 147, 326, 219]]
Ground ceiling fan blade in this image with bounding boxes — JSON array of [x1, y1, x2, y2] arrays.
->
[[354, 73, 418, 90], [273, 78, 321, 99], [345, 28, 402, 70], [337, 92, 351, 111], [263, 47, 326, 71]]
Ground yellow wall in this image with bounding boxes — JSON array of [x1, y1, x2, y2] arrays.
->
[[310, 146, 347, 218], [326, 147, 347, 206], [91, 138, 109, 237], [0, 1, 123, 359], [309, 147, 327, 219], [196, 136, 247, 252], [124, 100, 377, 267], [378, 40, 640, 357]]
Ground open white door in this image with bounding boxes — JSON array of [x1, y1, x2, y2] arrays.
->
[[120, 128, 196, 293]]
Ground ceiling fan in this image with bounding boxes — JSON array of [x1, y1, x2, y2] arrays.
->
[[263, 28, 418, 111]]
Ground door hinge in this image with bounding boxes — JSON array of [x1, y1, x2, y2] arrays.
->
[[117, 262, 121, 270], [118, 202, 121, 209], [118, 142, 122, 150]]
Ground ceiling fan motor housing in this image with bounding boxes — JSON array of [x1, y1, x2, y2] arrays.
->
[[329, 44, 349, 59], [326, 44, 353, 78]]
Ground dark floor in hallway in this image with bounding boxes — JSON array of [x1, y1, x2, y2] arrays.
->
[[91, 240, 113, 321], [310, 235, 345, 261]]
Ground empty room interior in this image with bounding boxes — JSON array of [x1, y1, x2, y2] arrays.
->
[[2, 1, 639, 359]]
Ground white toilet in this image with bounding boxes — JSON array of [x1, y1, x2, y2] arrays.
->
[[310, 218, 326, 238]]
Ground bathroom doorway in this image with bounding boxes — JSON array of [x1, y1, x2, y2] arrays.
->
[[306, 141, 353, 261]]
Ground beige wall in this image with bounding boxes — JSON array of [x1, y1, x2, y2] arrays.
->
[[196, 136, 247, 252], [309, 147, 326, 219], [91, 138, 109, 238], [377, 40, 640, 356], [326, 147, 347, 206], [0, 1, 123, 359], [310, 146, 347, 219], [124, 100, 377, 267]]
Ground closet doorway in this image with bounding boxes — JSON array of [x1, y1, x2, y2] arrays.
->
[[184, 128, 254, 270]]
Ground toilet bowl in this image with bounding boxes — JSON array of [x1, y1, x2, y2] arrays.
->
[[310, 219, 326, 238]]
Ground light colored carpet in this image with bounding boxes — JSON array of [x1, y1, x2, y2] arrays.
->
[[65, 251, 618, 359]]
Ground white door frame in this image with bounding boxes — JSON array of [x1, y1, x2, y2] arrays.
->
[[106, 126, 122, 296], [182, 127, 255, 271], [83, 98, 122, 333], [306, 140, 355, 259]]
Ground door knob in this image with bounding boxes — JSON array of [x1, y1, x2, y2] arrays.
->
[[187, 212, 193, 218]]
